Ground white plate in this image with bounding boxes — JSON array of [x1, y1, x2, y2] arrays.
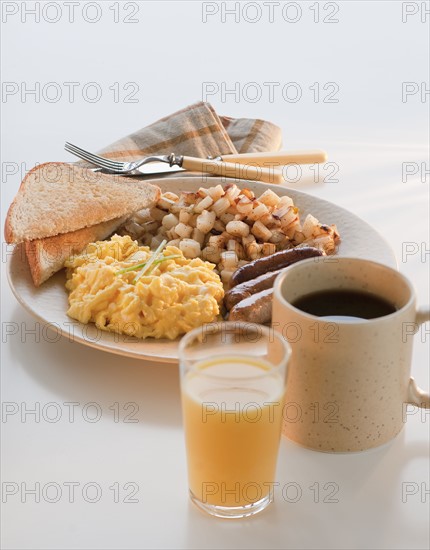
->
[[7, 177, 396, 363]]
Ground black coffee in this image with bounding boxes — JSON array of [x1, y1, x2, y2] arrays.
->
[[292, 289, 397, 320]]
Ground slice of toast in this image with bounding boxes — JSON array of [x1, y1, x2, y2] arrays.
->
[[5, 162, 160, 243], [25, 217, 126, 286]]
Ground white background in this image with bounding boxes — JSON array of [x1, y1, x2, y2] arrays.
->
[[1, 1, 429, 549]]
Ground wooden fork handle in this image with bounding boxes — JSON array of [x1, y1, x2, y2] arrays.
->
[[181, 156, 284, 184], [221, 150, 327, 166]]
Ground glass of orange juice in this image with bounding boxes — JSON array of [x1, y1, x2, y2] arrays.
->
[[179, 322, 291, 519]]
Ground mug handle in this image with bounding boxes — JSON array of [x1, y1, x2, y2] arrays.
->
[[407, 306, 430, 408]]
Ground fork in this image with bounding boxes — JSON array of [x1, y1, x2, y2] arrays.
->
[[64, 142, 284, 184]]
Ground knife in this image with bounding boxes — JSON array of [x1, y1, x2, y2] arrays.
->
[[94, 149, 327, 179], [219, 149, 327, 165]]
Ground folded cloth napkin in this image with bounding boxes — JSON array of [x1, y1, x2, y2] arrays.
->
[[21, 103, 282, 286], [94, 101, 282, 162]]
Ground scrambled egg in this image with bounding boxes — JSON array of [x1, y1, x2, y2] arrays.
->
[[64, 235, 224, 340]]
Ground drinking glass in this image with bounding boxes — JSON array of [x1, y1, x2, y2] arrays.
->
[[179, 322, 291, 519]]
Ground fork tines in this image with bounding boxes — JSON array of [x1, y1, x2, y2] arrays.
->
[[64, 142, 126, 172]]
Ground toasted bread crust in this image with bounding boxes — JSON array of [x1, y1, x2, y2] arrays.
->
[[5, 162, 160, 243], [25, 217, 125, 286], [5, 163, 57, 243]]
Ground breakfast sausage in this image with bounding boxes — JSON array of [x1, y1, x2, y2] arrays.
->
[[230, 246, 323, 286], [228, 288, 273, 324], [224, 269, 283, 311]]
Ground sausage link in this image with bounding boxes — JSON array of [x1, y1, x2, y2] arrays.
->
[[230, 246, 323, 286], [228, 288, 273, 324], [224, 269, 282, 311]]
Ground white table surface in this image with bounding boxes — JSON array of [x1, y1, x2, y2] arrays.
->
[[1, 2, 429, 549]]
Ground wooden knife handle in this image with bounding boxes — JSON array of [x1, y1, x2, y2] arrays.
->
[[181, 156, 284, 184], [221, 150, 328, 166]]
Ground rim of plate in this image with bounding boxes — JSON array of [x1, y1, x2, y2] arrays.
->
[[6, 177, 397, 363]]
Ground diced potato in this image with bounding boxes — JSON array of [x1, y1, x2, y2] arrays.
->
[[302, 214, 320, 239], [168, 201, 183, 215], [276, 236, 291, 249], [141, 234, 152, 247], [188, 214, 198, 228], [196, 210, 216, 233], [212, 197, 230, 217], [220, 251, 238, 269], [242, 234, 256, 247], [226, 240, 244, 260], [168, 239, 181, 248], [202, 245, 222, 264], [226, 220, 250, 238], [280, 207, 298, 230], [179, 210, 192, 224], [331, 224, 340, 242], [150, 235, 164, 249], [208, 235, 226, 249], [219, 212, 235, 225], [227, 239, 239, 252], [181, 192, 199, 206], [247, 202, 269, 222], [269, 229, 286, 244], [293, 231, 305, 244], [314, 234, 336, 254], [262, 243, 276, 256], [278, 195, 294, 208], [158, 193, 178, 210], [220, 269, 235, 285], [272, 204, 290, 220], [226, 205, 239, 215], [206, 184, 225, 201], [225, 184, 241, 203], [162, 213, 179, 230], [118, 182, 339, 276], [133, 209, 151, 224], [241, 188, 255, 200], [259, 213, 275, 226], [150, 207, 167, 222], [157, 226, 168, 238], [192, 228, 205, 246], [251, 220, 272, 241], [285, 221, 300, 239], [258, 189, 281, 208], [246, 242, 262, 260], [213, 219, 226, 233], [138, 220, 159, 234], [220, 231, 231, 245], [166, 228, 179, 240], [179, 239, 201, 259], [267, 217, 281, 229], [175, 223, 193, 239], [236, 196, 254, 215], [194, 195, 214, 214], [122, 220, 146, 239], [163, 192, 179, 201]]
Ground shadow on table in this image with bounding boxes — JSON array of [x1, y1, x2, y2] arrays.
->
[[181, 429, 429, 550], [9, 305, 182, 429]]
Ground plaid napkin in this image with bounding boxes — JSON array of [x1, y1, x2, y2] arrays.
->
[[93, 101, 282, 163]]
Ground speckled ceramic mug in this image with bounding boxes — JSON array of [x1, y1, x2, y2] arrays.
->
[[272, 257, 430, 452]]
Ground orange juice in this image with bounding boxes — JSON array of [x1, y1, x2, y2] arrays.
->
[[181, 356, 285, 508]]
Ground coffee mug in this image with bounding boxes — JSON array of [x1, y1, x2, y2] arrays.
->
[[272, 257, 429, 452]]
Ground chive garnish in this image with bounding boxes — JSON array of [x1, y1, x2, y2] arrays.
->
[[132, 240, 167, 284], [115, 254, 181, 276]]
